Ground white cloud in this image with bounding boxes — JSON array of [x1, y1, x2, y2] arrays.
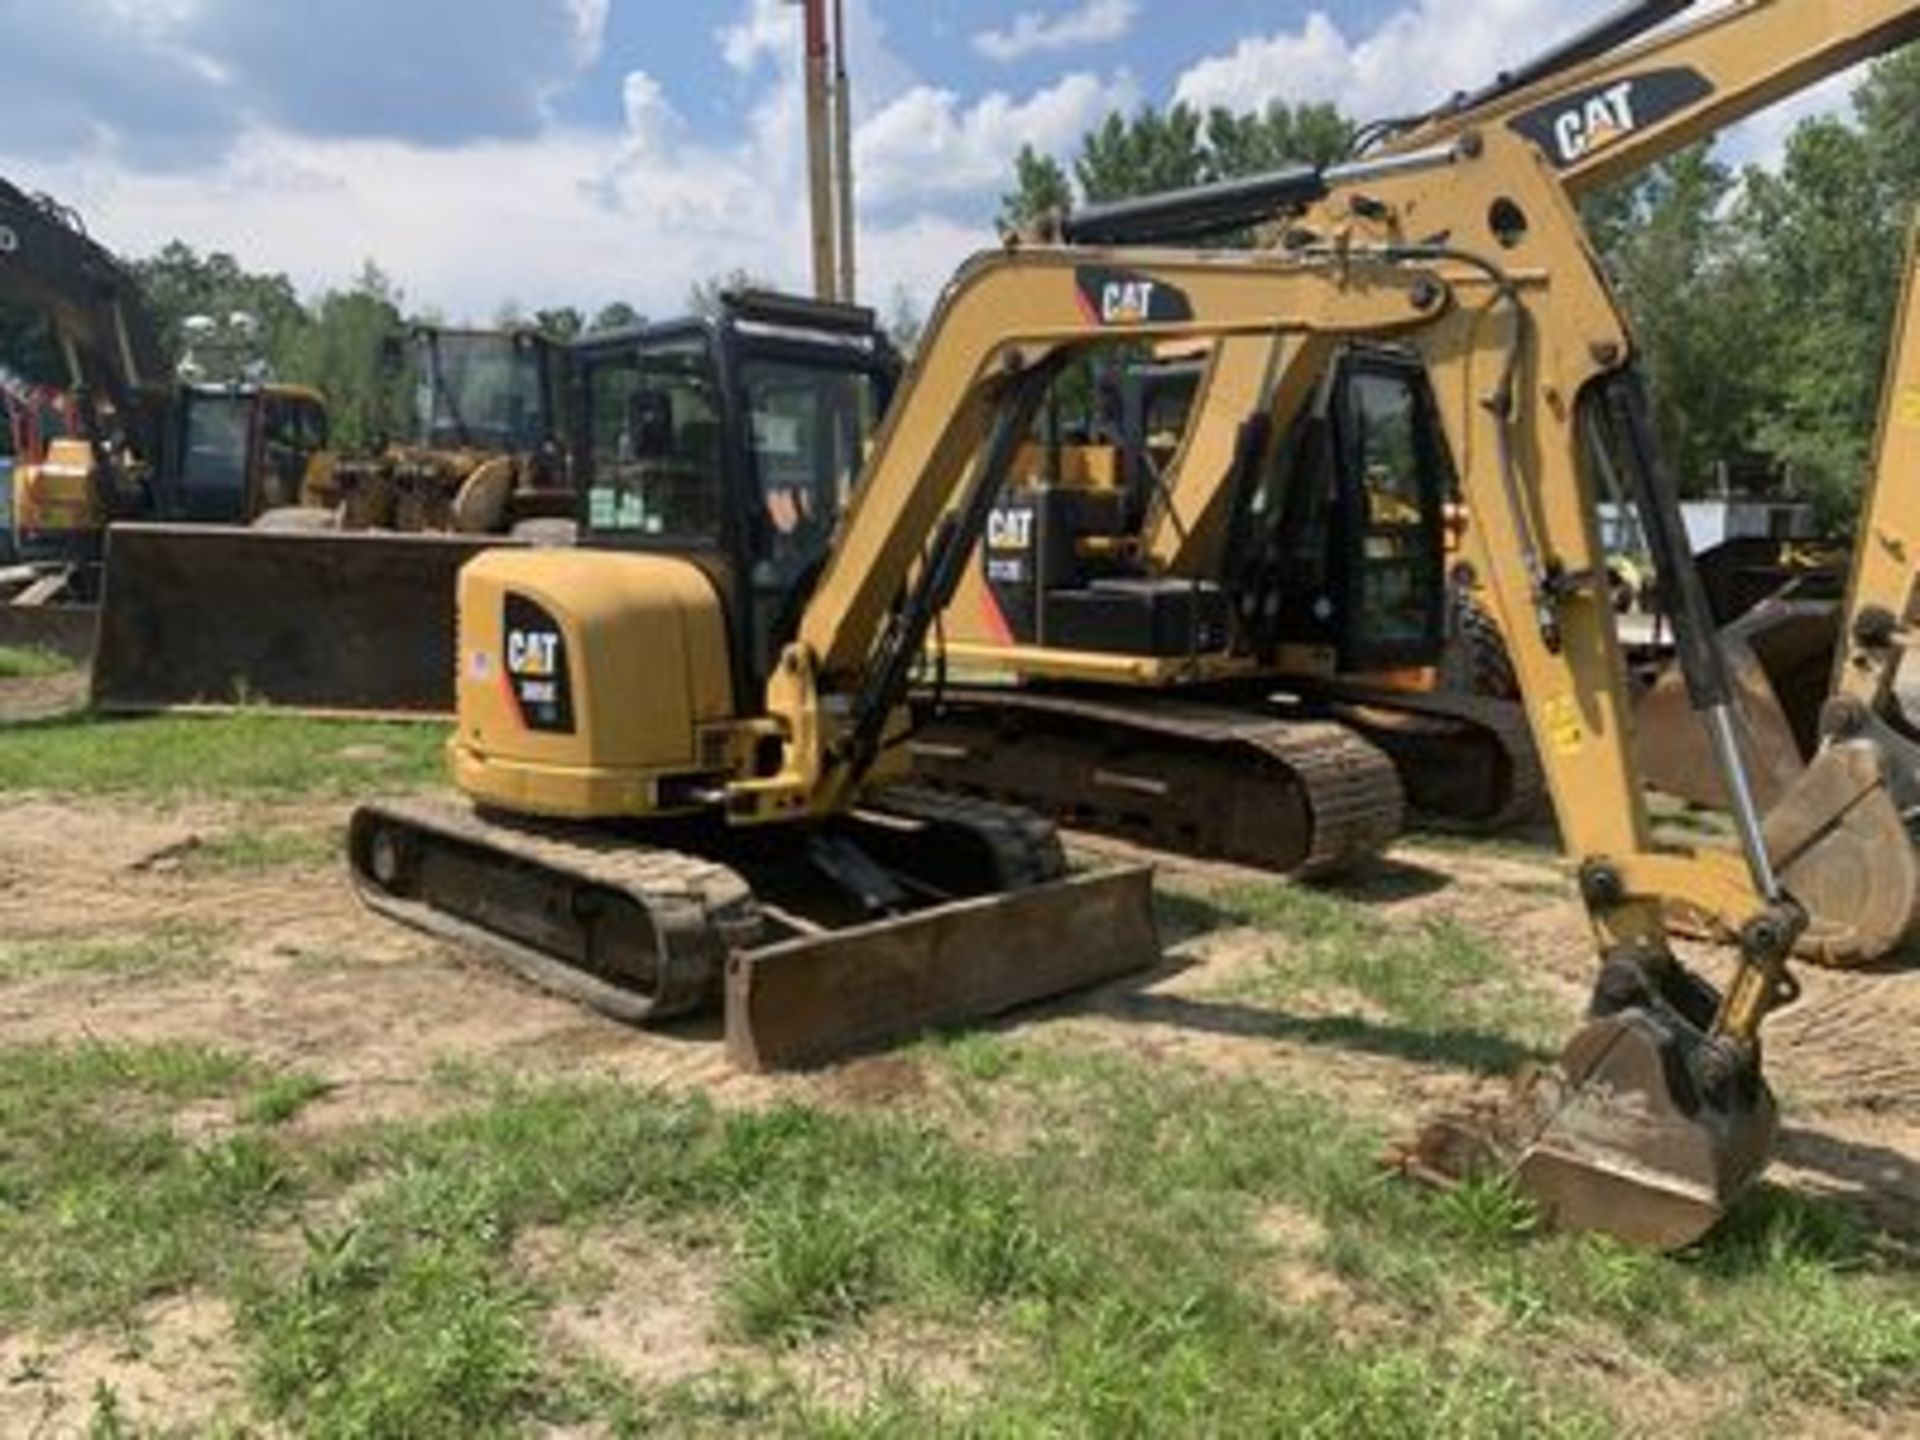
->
[[565, 0, 609, 67], [719, 0, 796, 75], [1171, 0, 1855, 170], [972, 0, 1137, 64], [856, 70, 1137, 208], [1174, 0, 1607, 121], [1718, 68, 1863, 171]]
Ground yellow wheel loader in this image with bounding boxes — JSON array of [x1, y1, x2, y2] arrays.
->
[[87, 321, 576, 717], [302, 324, 574, 536]]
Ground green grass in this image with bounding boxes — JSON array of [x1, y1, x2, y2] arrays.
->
[[1169, 878, 1562, 1073], [0, 922, 229, 984], [2, 881, 1915, 1434], [0, 1042, 297, 1331], [183, 823, 340, 873], [0, 711, 445, 798], [2, 1030, 1915, 1435], [242, 1074, 334, 1127], [0, 644, 75, 680], [236, 1075, 1610, 1437]]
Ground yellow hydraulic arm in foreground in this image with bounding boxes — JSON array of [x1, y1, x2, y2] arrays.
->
[[738, 122, 1804, 1243]]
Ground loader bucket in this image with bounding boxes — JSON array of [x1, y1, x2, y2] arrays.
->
[[1401, 1010, 1777, 1252], [1635, 598, 1839, 812], [91, 523, 523, 716], [725, 866, 1159, 1071]]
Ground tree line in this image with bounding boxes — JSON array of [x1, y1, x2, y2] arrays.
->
[[6, 51, 1920, 513]]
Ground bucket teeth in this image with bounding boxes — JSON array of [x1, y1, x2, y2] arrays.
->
[[1393, 1012, 1777, 1251]]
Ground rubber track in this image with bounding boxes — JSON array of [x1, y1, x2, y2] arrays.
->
[[867, 784, 1069, 889], [916, 689, 1404, 875], [1316, 682, 1546, 832], [349, 795, 762, 1023]]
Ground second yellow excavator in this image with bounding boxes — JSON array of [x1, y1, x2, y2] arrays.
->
[[909, 0, 1920, 969]]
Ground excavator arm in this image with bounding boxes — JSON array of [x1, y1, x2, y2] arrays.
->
[[813, 125, 1807, 1244], [1141, 0, 1920, 574], [0, 178, 167, 477]]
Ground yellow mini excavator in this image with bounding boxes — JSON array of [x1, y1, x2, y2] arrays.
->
[[910, 0, 1920, 965]]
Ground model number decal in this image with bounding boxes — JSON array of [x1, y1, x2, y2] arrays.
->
[[502, 593, 575, 734]]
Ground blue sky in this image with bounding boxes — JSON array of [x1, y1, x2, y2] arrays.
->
[[0, 1, 1861, 322]]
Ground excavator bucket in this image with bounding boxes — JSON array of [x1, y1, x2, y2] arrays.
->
[[1400, 1011, 1778, 1251], [1635, 598, 1839, 812], [1637, 604, 1920, 966], [725, 867, 1159, 1071], [91, 523, 518, 716]]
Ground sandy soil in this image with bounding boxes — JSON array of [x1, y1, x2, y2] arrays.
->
[[0, 672, 87, 726], [1, 789, 1917, 1428]]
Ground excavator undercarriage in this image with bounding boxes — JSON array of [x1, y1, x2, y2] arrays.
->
[[351, 787, 1156, 1071]]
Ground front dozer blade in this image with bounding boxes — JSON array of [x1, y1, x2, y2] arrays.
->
[[1403, 1012, 1777, 1251], [91, 523, 519, 716], [726, 867, 1159, 1072]]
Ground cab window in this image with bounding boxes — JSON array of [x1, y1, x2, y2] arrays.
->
[[1344, 368, 1442, 649], [741, 358, 880, 577], [584, 344, 725, 540]]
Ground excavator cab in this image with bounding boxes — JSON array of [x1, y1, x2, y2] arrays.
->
[[1227, 347, 1451, 674], [570, 293, 894, 697]]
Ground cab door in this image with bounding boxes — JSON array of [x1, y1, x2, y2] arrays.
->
[[1237, 350, 1450, 672], [1328, 356, 1450, 672]]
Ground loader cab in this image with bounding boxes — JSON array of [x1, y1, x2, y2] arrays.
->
[[410, 327, 562, 456], [1228, 346, 1452, 673], [572, 291, 898, 701], [163, 384, 330, 522]]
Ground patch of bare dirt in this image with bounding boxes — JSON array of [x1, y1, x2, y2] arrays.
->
[[522, 1228, 727, 1394], [4, 787, 1917, 1252], [0, 795, 787, 1125], [0, 1296, 250, 1437], [0, 671, 86, 726], [521, 1225, 998, 1415]]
